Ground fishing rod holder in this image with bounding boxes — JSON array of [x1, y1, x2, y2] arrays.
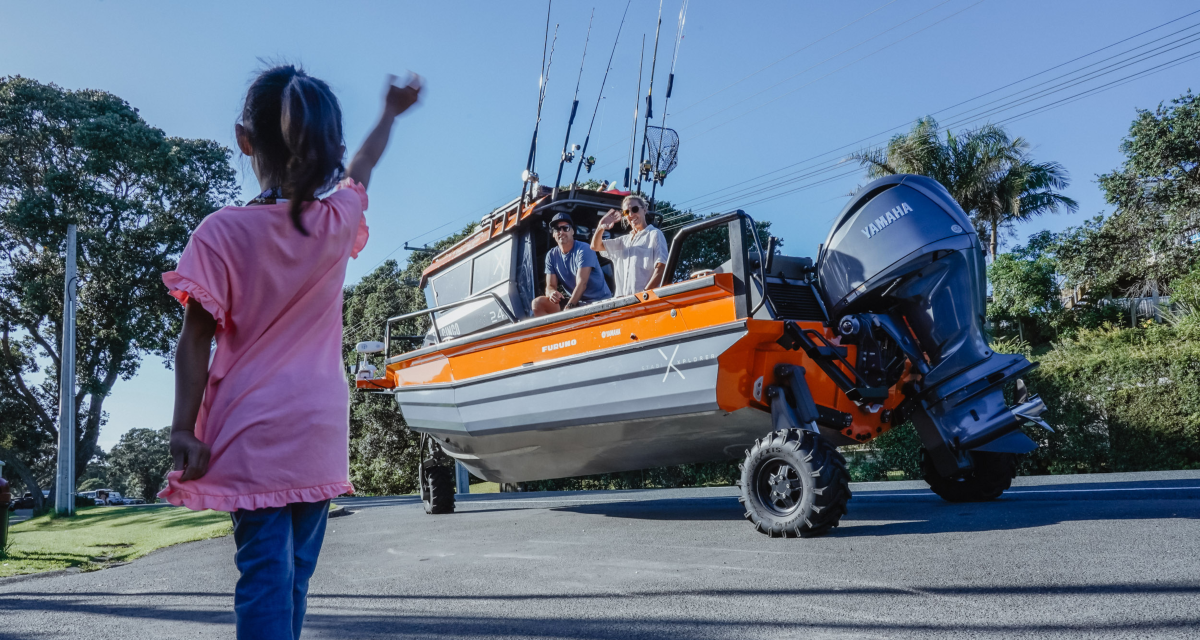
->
[[382, 291, 518, 363]]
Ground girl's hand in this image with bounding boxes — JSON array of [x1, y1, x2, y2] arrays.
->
[[384, 73, 423, 118], [348, 73, 423, 189], [170, 430, 211, 481]]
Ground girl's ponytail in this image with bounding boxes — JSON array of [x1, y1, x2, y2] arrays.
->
[[280, 75, 344, 236], [241, 65, 345, 236]]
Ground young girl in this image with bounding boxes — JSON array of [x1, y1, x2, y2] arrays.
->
[[159, 64, 421, 640]]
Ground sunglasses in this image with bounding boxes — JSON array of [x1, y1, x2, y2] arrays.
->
[[623, 205, 641, 214], [553, 225, 573, 232]]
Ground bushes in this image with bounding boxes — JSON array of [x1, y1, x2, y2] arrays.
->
[[1026, 321, 1200, 473], [844, 320, 1200, 480], [525, 461, 740, 492], [1171, 266, 1200, 311], [845, 424, 923, 482]]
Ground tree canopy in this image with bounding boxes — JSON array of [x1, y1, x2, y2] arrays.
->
[[107, 426, 171, 503], [340, 224, 477, 496], [0, 76, 237, 509], [1059, 91, 1200, 298]]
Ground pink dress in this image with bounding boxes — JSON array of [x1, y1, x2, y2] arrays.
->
[[158, 180, 369, 512]]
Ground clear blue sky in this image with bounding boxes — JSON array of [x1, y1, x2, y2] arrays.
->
[[2, 0, 1196, 450]]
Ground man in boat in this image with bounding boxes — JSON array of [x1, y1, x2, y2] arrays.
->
[[592, 195, 669, 296], [532, 212, 613, 316]]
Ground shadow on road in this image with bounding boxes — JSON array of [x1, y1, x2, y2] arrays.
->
[[2, 585, 1199, 638], [544, 482, 1199, 536]]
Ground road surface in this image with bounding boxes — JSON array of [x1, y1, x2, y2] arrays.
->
[[2, 470, 1198, 639]]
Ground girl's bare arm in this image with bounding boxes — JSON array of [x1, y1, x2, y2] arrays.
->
[[169, 299, 216, 481], [347, 74, 423, 189]]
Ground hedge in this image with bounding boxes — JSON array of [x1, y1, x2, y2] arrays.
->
[[848, 318, 1200, 481]]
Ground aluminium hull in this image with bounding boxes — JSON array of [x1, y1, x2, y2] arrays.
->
[[395, 323, 772, 483]]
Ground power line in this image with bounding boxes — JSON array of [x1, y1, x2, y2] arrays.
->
[[686, 48, 1200, 213], [585, 0, 954, 175], [677, 0, 961, 133], [683, 0, 987, 141], [936, 26, 1200, 130], [686, 46, 1200, 212], [673, 12, 1200, 212], [669, 0, 900, 117]]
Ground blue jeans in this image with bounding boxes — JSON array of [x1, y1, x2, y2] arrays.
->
[[230, 500, 330, 640]]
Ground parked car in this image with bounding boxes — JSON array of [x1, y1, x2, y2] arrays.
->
[[10, 493, 35, 510]]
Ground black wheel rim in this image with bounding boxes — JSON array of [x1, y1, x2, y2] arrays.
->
[[755, 457, 804, 517]]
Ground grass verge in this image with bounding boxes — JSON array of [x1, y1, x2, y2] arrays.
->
[[1, 505, 231, 578], [470, 482, 499, 494]]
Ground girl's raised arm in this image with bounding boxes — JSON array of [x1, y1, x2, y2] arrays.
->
[[347, 73, 423, 189]]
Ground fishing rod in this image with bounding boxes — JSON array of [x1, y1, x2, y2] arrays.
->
[[528, 25, 559, 198], [635, 0, 665, 194], [552, 9, 595, 201], [648, 0, 688, 209], [625, 34, 645, 189], [570, 0, 632, 199], [521, 2, 557, 208]]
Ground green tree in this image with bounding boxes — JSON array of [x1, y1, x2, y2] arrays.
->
[[340, 224, 476, 496], [1171, 265, 1200, 311], [987, 237, 1063, 344], [654, 199, 775, 282], [1079, 90, 1200, 298], [107, 426, 171, 503], [0, 77, 237, 511], [851, 117, 1076, 258]]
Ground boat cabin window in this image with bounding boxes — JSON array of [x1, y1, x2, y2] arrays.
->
[[667, 225, 734, 284], [430, 260, 470, 305], [471, 238, 512, 295], [421, 237, 518, 343]]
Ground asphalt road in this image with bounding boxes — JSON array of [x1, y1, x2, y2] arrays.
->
[[3, 470, 1198, 639]]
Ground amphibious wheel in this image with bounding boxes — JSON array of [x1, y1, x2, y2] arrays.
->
[[417, 433, 456, 514], [921, 449, 1017, 503], [738, 428, 851, 538], [421, 464, 456, 514]]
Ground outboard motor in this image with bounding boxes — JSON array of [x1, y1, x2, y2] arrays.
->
[[816, 174, 1048, 477]]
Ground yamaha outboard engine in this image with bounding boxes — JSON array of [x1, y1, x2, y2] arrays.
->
[[816, 174, 1048, 477]]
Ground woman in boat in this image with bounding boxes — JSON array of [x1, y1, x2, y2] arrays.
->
[[592, 195, 669, 296], [532, 212, 612, 316], [160, 65, 421, 640]]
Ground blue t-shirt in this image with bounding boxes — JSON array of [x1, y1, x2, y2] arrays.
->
[[545, 240, 612, 303]]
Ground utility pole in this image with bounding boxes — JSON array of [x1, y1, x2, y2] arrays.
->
[[54, 225, 78, 515]]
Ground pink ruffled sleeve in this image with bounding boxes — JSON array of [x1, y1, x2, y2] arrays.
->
[[336, 178, 369, 258], [162, 235, 231, 331]]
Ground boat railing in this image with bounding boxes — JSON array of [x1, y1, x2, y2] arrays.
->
[[663, 209, 768, 318], [383, 291, 518, 360]]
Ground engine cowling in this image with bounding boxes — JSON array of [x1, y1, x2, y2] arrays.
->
[[816, 174, 1044, 477]]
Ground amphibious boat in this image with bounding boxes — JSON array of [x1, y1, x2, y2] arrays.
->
[[355, 174, 1051, 537]]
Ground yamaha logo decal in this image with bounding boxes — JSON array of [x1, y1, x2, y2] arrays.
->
[[860, 202, 915, 239]]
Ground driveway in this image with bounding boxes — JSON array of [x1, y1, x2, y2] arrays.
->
[[2, 470, 1198, 639]]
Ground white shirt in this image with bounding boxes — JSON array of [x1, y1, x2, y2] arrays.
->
[[601, 224, 669, 297]]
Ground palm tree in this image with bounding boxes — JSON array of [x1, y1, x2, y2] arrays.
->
[[980, 157, 1078, 258], [850, 118, 1076, 259]]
